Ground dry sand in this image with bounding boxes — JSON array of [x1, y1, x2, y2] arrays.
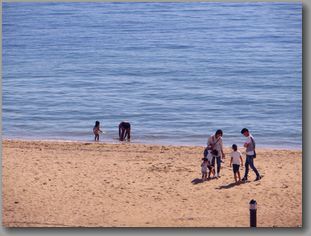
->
[[2, 140, 302, 227]]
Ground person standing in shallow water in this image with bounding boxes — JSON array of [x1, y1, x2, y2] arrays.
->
[[207, 129, 225, 178], [241, 128, 261, 182], [119, 121, 131, 141], [93, 121, 103, 142]]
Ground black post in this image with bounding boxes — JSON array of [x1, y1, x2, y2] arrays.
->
[[249, 199, 257, 227]]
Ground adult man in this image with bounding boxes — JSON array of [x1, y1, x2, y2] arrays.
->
[[241, 128, 261, 181], [119, 121, 131, 141], [207, 129, 225, 178]]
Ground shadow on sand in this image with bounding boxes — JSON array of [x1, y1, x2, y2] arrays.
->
[[215, 181, 249, 189], [191, 178, 204, 184], [191, 177, 218, 185]]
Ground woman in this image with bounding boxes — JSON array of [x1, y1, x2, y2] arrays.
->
[[207, 129, 225, 178]]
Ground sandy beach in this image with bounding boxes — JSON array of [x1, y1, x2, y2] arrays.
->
[[2, 139, 302, 227]]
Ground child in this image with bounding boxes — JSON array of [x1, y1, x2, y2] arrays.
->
[[93, 121, 103, 141], [229, 144, 243, 183], [208, 149, 218, 179], [201, 157, 209, 181], [204, 148, 216, 179]]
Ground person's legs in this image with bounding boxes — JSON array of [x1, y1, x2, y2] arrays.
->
[[233, 164, 238, 182], [120, 128, 125, 141], [124, 128, 130, 140], [237, 170, 241, 182], [248, 155, 260, 179], [212, 168, 215, 177], [119, 125, 122, 140], [216, 156, 221, 176], [207, 166, 211, 179], [124, 130, 128, 140], [242, 156, 250, 180], [211, 156, 215, 167], [234, 172, 237, 183], [127, 128, 131, 140]]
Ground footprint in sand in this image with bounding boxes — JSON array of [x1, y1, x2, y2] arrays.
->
[[282, 184, 289, 188]]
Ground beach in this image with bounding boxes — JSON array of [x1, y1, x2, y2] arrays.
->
[[2, 139, 302, 227]]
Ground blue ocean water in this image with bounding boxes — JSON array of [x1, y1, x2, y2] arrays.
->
[[2, 2, 302, 149]]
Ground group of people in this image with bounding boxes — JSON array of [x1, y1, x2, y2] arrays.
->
[[93, 121, 260, 183], [201, 128, 261, 183], [93, 120, 131, 142]]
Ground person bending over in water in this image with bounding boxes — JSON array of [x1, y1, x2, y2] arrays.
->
[[93, 120, 103, 141], [119, 121, 131, 141]]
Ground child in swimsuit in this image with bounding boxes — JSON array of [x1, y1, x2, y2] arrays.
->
[[93, 120, 103, 141]]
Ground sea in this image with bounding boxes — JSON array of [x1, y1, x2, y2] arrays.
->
[[2, 2, 302, 149]]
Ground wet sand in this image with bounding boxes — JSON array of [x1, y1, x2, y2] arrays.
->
[[2, 140, 302, 227]]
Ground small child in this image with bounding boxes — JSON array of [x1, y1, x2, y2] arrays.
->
[[93, 121, 103, 141], [229, 144, 243, 183], [203, 148, 216, 179], [201, 157, 209, 181], [208, 149, 218, 179]]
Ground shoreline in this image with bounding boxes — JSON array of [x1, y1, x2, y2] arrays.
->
[[2, 137, 302, 151], [2, 139, 302, 227]]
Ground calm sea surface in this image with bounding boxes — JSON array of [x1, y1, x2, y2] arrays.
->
[[2, 2, 302, 149]]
